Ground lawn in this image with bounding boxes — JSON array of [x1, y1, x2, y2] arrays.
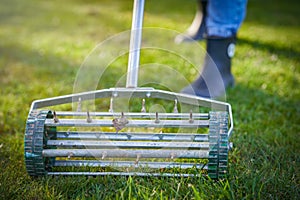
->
[[0, 0, 299, 199]]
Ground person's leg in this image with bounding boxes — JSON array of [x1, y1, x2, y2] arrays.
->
[[181, 37, 236, 98], [206, 0, 247, 38], [175, 0, 207, 43], [181, 0, 248, 98]]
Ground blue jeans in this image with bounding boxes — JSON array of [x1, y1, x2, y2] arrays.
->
[[206, 0, 248, 38]]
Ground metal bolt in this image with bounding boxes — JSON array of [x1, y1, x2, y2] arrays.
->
[[113, 92, 118, 97]]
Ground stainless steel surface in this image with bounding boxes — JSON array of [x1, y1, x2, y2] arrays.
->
[[55, 111, 209, 119], [42, 149, 209, 158], [54, 160, 206, 169], [47, 172, 204, 177], [45, 118, 209, 128], [47, 140, 209, 149], [56, 132, 209, 141], [126, 0, 145, 88]]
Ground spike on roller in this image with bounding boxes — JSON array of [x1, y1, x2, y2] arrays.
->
[[109, 98, 113, 113], [173, 99, 178, 113], [77, 97, 82, 112], [189, 110, 194, 123], [86, 111, 92, 123], [53, 111, 59, 123], [141, 99, 146, 113]]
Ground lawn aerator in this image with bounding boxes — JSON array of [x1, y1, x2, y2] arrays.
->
[[24, 0, 233, 179]]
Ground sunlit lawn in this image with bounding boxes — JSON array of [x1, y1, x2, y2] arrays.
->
[[0, 0, 299, 199]]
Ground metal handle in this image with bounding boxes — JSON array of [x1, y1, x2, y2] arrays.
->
[[126, 0, 145, 88]]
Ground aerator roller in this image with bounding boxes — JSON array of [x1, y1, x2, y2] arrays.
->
[[24, 0, 233, 179]]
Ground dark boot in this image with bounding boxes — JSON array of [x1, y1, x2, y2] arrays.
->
[[181, 37, 236, 98], [175, 0, 207, 43]]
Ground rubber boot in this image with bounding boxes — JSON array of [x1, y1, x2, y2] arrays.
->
[[175, 0, 207, 43], [181, 37, 236, 98]]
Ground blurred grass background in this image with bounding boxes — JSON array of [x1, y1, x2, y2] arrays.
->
[[0, 0, 299, 199]]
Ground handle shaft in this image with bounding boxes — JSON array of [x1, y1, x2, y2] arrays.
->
[[126, 0, 145, 88]]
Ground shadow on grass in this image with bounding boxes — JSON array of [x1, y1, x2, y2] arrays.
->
[[246, 0, 300, 27], [238, 38, 300, 63]]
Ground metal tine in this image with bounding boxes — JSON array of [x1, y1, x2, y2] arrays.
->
[[170, 152, 175, 161], [173, 99, 178, 113], [108, 98, 113, 113], [158, 130, 163, 140], [135, 154, 141, 165], [53, 111, 59, 123], [77, 97, 82, 112], [68, 152, 73, 159], [141, 99, 146, 113], [102, 152, 107, 160], [155, 112, 160, 123], [87, 111, 92, 123], [189, 110, 194, 123]]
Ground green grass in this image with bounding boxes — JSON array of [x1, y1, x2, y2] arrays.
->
[[0, 0, 299, 199]]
